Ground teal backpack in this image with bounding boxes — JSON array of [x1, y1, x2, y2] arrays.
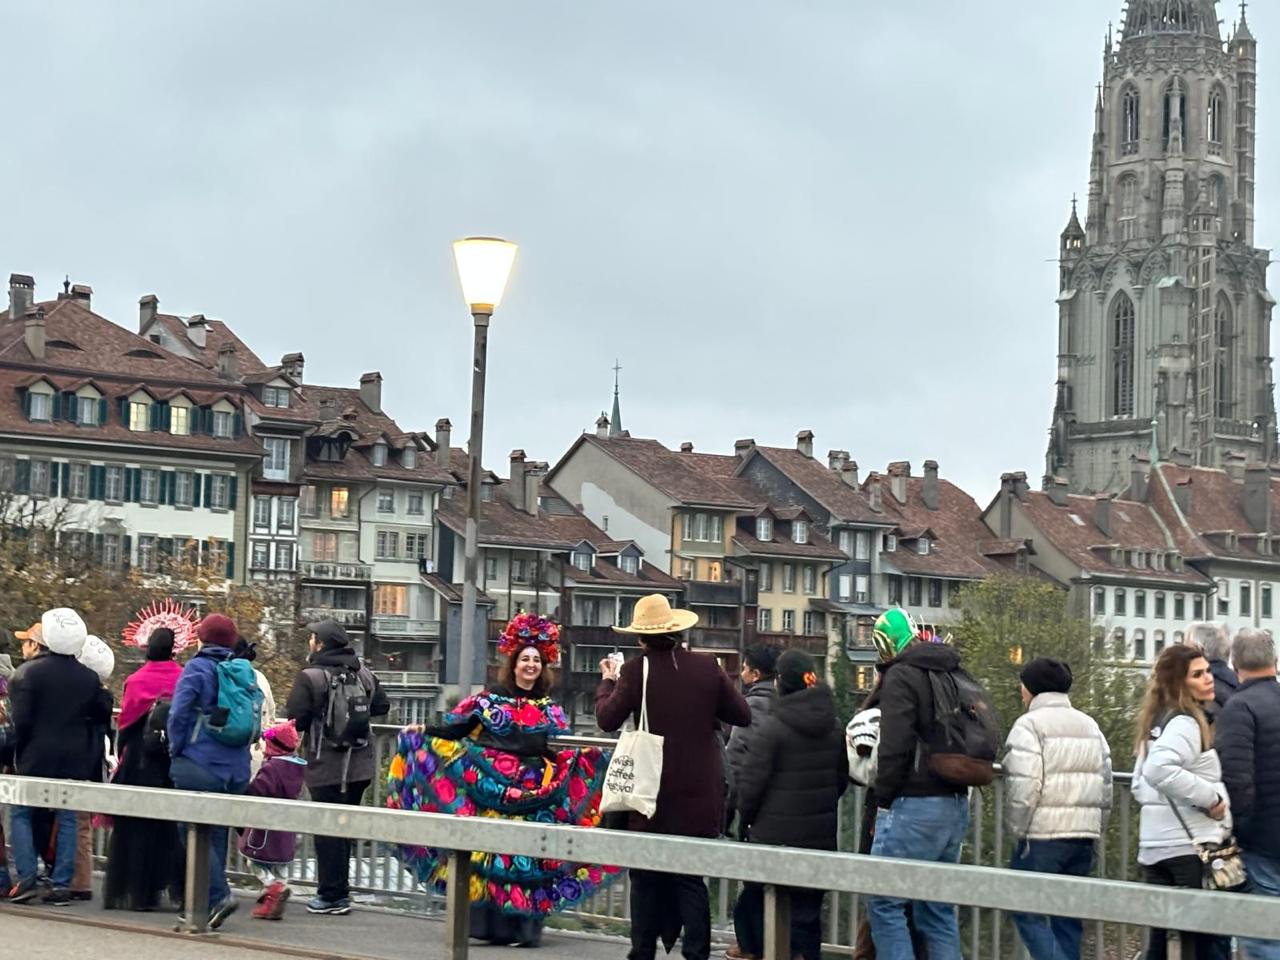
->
[[199, 658, 265, 747]]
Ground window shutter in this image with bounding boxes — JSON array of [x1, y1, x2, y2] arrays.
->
[[63, 393, 77, 422], [98, 398, 108, 425], [46, 463, 59, 498], [20, 391, 30, 419], [158, 537, 174, 559], [149, 402, 161, 431], [192, 472, 203, 505], [200, 406, 213, 435], [125, 467, 140, 502], [51, 392, 62, 420], [15, 460, 30, 493], [203, 474, 212, 508], [225, 541, 236, 580], [232, 412, 243, 438], [92, 533, 105, 563], [121, 535, 132, 571], [160, 402, 171, 430], [89, 465, 105, 500], [228, 475, 238, 507], [118, 397, 128, 424], [60, 463, 70, 496], [162, 471, 174, 505]]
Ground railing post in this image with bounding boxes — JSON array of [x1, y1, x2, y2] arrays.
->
[[183, 823, 211, 934], [763, 883, 791, 960], [444, 848, 473, 960]]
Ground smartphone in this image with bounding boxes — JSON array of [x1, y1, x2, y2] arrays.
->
[[609, 651, 625, 669]]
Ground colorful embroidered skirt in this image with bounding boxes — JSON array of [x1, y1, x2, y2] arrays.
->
[[386, 728, 621, 916]]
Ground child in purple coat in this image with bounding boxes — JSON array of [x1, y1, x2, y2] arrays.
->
[[239, 720, 307, 920]]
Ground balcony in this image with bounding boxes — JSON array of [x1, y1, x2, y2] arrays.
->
[[374, 670, 441, 689], [301, 607, 366, 628], [686, 626, 741, 650], [371, 617, 441, 638], [300, 561, 372, 582], [683, 580, 748, 607], [757, 631, 828, 655]]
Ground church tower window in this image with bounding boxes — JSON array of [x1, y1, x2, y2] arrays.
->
[[1215, 292, 1234, 419], [1207, 88, 1226, 153], [1122, 86, 1141, 155], [1118, 175, 1140, 240], [1110, 293, 1136, 418], [1163, 83, 1187, 149]]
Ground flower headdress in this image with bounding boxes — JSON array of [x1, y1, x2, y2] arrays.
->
[[122, 599, 199, 653], [498, 612, 561, 664]]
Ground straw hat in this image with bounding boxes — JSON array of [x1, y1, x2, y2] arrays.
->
[[613, 594, 699, 635]]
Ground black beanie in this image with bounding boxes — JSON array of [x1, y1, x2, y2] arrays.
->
[[744, 644, 780, 677], [146, 627, 176, 662], [776, 649, 819, 696], [1020, 657, 1073, 696]]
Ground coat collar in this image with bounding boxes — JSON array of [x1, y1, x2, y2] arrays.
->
[[1028, 691, 1073, 711]]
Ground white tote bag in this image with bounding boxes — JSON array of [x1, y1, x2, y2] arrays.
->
[[600, 656, 664, 819]]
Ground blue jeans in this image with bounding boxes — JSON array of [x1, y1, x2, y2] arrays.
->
[[867, 794, 970, 960], [1240, 850, 1280, 960], [10, 806, 77, 887], [170, 757, 248, 911], [1009, 838, 1095, 960]]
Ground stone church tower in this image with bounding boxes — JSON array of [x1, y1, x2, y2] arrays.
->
[[1046, 0, 1276, 494]]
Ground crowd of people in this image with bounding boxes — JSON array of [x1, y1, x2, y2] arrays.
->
[[1, 594, 1280, 960]]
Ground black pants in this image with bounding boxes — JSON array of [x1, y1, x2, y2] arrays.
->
[[310, 780, 370, 902], [1143, 855, 1231, 960], [629, 869, 711, 960], [733, 882, 824, 960]]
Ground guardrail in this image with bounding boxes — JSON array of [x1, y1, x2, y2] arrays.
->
[[3, 773, 1278, 960]]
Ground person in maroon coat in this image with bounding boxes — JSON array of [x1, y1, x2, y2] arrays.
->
[[238, 721, 307, 921], [595, 594, 751, 960]]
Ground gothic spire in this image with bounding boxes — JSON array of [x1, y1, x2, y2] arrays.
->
[[608, 359, 623, 438], [1120, 0, 1222, 45]]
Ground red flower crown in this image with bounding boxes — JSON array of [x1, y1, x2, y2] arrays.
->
[[497, 612, 561, 664]]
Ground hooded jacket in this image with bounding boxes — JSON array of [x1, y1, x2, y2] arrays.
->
[[725, 679, 775, 810], [735, 684, 848, 849], [873, 642, 970, 805], [1216, 677, 1280, 859], [285, 644, 390, 789], [9, 650, 113, 780], [1132, 712, 1231, 860], [1003, 692, 1113, 840], [167, 646, 252, 783]]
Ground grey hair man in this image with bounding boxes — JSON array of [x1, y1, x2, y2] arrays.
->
[[1186, 621, 1237, 709], [1217, 628, 1280, 960]]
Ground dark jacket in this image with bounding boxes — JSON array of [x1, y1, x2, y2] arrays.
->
[[725, 679, 775, 810], [167, 646, 251, 783], [9, 651, 113, 781], [736, 685, 848, 849], [1216, 675, 1280, 858], [239, 755, 308, 864], [595, 646, 751, 838], [874, 643, 969, 806], [1209, 659, 1239, 712], [285, 644, 390, 789]]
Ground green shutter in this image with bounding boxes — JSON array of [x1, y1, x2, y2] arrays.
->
[[161, 402, 171, 431], [121, 535, 132, 571], [117, 397, 128, 425], [228, 475, 238, 508], [60, 463, 70, 496], [98, 398, 107, 425], [199, 406, 212, 435], [232, 413, 243, 438], [225, 541, 236, 580], [89, 465, 105, 500], [125, 468, 140, 502], [203, 474, 212, 508], [149, 403, 162, 431], [20, 391, 30, 419], [192, 472, 203, 505], [15, 460, 30, 494], [51, 392, 63, 421], [63, 393, 78, 423], [47, 463, 59, 498]]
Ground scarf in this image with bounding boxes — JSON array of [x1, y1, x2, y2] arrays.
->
[[118, 659, 183, 731]]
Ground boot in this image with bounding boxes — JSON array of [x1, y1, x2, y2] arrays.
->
[[251, 885, 277, 920], [260, 882, 290, 921]]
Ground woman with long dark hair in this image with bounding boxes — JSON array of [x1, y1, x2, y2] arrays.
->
[[387, 613, 617, 947], [1132, 643, 1231, 960]]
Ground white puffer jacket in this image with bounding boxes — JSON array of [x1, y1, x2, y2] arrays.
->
[[1003, 692, 1113, 840], [1133, 713, 1231, 857]]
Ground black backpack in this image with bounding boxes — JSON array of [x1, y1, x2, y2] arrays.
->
[[142, 697, 173, 759], [923, 668, 1001, 786], [307, 666, 373, 753]]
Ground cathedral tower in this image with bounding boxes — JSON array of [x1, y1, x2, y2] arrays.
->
[[1047, 1, 1276, 493]]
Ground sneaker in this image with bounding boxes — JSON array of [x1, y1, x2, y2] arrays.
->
[[70, 890, 92, 902], [208, 896, 239, 930], [43, 887, 72, 906], [305, 896, 351, 915], [725, 947, 760, 960], [265, 884, 290, 921], [8, 878, 38, 904]]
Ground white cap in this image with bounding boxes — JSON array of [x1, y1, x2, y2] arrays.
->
[[41, 608, 88, 657], [77, 635, 115, 682]]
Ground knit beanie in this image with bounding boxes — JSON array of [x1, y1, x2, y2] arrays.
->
[[263, 720, 300, 756], [776, 649, 820, 696], [744, 644, 780, 678], [197, 614, 238, 649], [1020, 657, 1073, 697], [146, 627, 176, 662]]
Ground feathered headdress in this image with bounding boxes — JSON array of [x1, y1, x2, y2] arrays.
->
[[122, 599, 199, 653], [497, 612, 561, 664]]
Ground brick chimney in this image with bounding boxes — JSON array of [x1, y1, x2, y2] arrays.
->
[[734, 438, 755, 459], [1094, 496, 1113, 537], [840, 460, 860, 488], [595, 414, 610, 439], [138, 294, 158, 333], [359, 372, 383, 413], [187, 314, 209, 348], [796, 430, 815, 459], [8, 273, 34, 323], [1244, 464, 1272, 533], [69, 283, 92, 307], [1046, 475, 1070, 506], [435, 418, 452, 468], [868, 477, 883, 513], [24, 305, 45, 360], [281, 352, 305, 383], [524, 463, 545, 517], [680, 442, 694, 453], [888, 461, 911, 504], [1011, 471, 1030, 499], [217, 342, 237, 380], [509, 449, 527, 512], [996, 472, 1030, 538], [828, 450, 849, 472], [922, 460, 940, 510], [1128, 455, 1150, 502]]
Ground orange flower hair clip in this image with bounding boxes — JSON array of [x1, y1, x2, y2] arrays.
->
[[802, 671, 818, 688]]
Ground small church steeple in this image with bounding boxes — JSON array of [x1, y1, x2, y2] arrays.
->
[[609, 359, 623, 438]]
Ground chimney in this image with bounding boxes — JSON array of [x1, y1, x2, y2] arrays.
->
[[1094, 496, 1113, 537], [796, 430, 815, 459], [1173, 479, 1193, 514], [680, 442, 694, 453], [509, 449, 527, 512], [281, 352, 305, 383], [997, 472, 1020, 538], [68, 283, 92, 307], [1244, 465, 1272, 533], [216, 342, 237, 380], [1047, 475, 1070, 506], [734, 438, 755, 459], [319, 397, 338, 421], [868, 477, 883, 513], [138, 294, 158, 332], [24, 305, 45, 360], [524, 463, 544, 517], [1128, 455, 1150, 502], [359, 371, 383, 413], [187, 314, 208, 348], [888, 461, 910, 504], [595, 414, 610, 439], [828, 449, 849, 472], [840, 460, 860, 488], [922, 460, 940, 510], [1223, 451, 1247, 483], [8, 273, 34, 322], [435, 418, 452, 467], [1012, 471, 1030, 499]]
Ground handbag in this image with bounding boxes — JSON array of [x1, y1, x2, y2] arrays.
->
[[1166, 795, 1247, 891], [600, 656, 664, 819]]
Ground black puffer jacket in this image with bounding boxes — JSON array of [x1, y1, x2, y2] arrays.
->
[[735, 685, 848, 850], [874, 643, 969, 806], [725, 679, 775, 811], [9, 651, 113, 781], [1217, 676, 1280, 858]]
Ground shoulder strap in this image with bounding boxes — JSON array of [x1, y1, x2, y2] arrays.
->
[[1165, 794, 1198, 842], [639, 656, 651, 733]]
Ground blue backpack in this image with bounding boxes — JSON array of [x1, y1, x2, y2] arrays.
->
[[200, 658, 265, 747]]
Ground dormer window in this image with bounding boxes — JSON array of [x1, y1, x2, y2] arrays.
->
[[480, 483, 494, 502], [885, 534, 898, 553], [212, 410, 233, 438], [129, 400, 150, 432], [402, 446, 417, 469], [792, 520, 808, 545], [263, 386, 290, 408], [621, 554, 639, 574], [27, 390, 52, 422], [573, 551, 593, 572], [170, 402, 191, 436], [917, 537, 930, 556], [756, 517, 773, 541], [372, 442, 388, 467]]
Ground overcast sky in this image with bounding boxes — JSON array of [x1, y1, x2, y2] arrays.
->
[[2, 1, 1275, 504]]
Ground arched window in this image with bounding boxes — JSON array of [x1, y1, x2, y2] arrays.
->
[[1215, 292, 1233, 418], [1153, 629, 1166, 656], [1122, 86, 1141, 155], [1118, 175, 1140, 240], [1163, 82, 1187, 149], [1133, 628, 1147, 661], [1111, 293, 1136, 418], [1207, 87, 1226, 153]]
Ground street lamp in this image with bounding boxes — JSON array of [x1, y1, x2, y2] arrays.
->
[[453, 236, 518, 696]]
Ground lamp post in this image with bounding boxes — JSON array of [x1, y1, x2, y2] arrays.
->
[[452, 236, 518, 696]]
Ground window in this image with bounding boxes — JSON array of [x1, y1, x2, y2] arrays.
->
[[758, 609, 772, 631], [77, 398, 99, 426], [408, 492, 425, 515], [1193, 595, 1205, 619], [212, 410, 233, 438], [1135, 590, 1147, 618], [1122, 85, 1141, 154], [484, 557, 498, 582], [251, 540, 270, 570], [1115, 588, 1127, 616], [512, 558, 530, 583], [803, 612, 819, 636], [1094, 587, 1106, 616], [1154, 629, 1166, 656], [210, 475, 230, 510], [278, 498, 295, 531], [802, 566, 817, 595], [621, 554, 638, 574], [405, 533, 429, 560], [888, 575, 903, 604], [1207, 88, 1224, 150], [1117, 175, 1140, 240], [129, 401, 150, 432], [949, 581, 962, 607], [330, 486, 350, 518], [885, 534, 897, 553], [312, 532, 338, 562], [756, 517, 773, 542], [1174, 630, 1185, 646], [792, 520, 808, 545], [374, 584, 408, 616], [1155, 591, 1166, 618], [138, 535, 157, 573], [579, 598, 600, 626], [300, 484, 318, 517], [263, 438, 289, 481], [27, 391, 52, 421], [782, 564, 796, 593], [175, 471, 194, 507], [782, 610, 796, 633], [376, 530, 400, 560], [759, 562, 773, 592], [708, 560, 722, 582], [253, 496, 271, 528], [263, 386, 290, 408], [275, 542, 294, 571], [377, 489, 395, 513], [837, 530, 852, 554], [1163, 81, 1186, 149], [1241, 583, 1252, 617], [856, 575, 870, 604], [1133, 629, 1147, 661], [1111, 293, 1136, 418], [917, 537, 930, 556], [908, 577, 923, 606], [679, 558, 694, 580], [140, 468, 160, 504], [1112, 627, 1126, 656], [1264, 584, 1274, 619], [27, 459, 49, 495], [68, 462, 88, 499], [573, 551, 592, 571], [372, 443, 387, 467], [105, 465, 124, 502], [690, 513, 706, 541], [102, 533, 122, 570], [1215, 293, 1234, 419], [170, 405, 190, 436], [709, 515, 723, 543], [922, 579, 940, 607], [855, 531, 871, 560], [838, 574, 852, 601], [1174, 594, 1186, 619]]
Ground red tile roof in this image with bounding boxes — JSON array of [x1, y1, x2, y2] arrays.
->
[[747, 446, 884, 524], [152, 314, 271, 377], [1148, 463, 1279, 561], [575, 436, 755, 509]]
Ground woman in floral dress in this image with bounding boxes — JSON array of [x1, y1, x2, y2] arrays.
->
[[387, 614, 617, 946]]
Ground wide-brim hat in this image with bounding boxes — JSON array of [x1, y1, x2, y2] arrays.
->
[[614, 594, 699, 635]]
